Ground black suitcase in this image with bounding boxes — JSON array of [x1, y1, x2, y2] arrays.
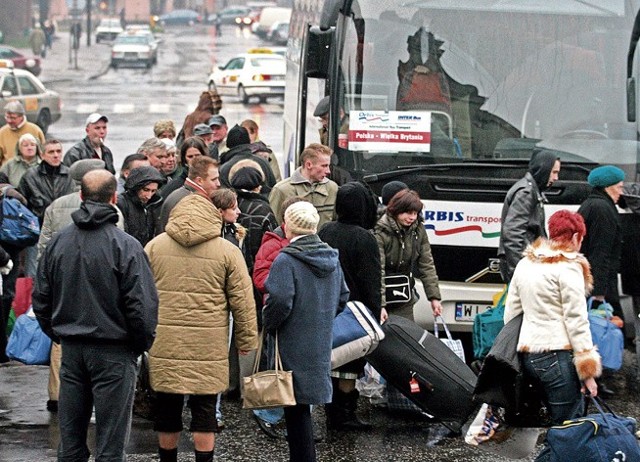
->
[[366, 315, 477, 432]]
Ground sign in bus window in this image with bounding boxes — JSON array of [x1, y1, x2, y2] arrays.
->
[[348, 110, 432, 152]]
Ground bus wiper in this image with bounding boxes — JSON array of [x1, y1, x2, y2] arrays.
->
[[362, 162, 504, 183]]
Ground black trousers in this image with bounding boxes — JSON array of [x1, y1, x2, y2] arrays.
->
[[283, 404, 316, 462]]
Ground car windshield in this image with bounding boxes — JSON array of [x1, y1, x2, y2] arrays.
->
[[251, 56, 282, 67], [115, 36, 148, 45], [101, 20, 121, 27]]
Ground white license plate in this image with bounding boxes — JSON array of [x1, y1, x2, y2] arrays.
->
[[455, 302, 492, 322]]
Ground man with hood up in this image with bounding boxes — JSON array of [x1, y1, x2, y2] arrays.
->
[[498, 149, 561, 283], [145, 194, 258, 462], [117, 166, 165, 247], [264, 201, 350, 461], [318, 182, 382, 431]]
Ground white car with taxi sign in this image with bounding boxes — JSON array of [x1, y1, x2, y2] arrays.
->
[[0, 62, 61, 134], [207, 50, 285, 104]]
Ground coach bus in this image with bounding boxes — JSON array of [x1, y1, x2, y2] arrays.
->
[[283, 0, 640, 333]]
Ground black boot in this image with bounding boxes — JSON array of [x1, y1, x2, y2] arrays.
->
[[326, 388, 371, 431]]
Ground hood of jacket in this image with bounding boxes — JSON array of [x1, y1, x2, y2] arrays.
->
[[165, 194, 221, 247], [281, 234, 339, 277], [528, 149, 558, 191], [523, 237, 593, 293], [335, 182, 378, 229], [219, 144, 252, 165], [125, 166, 166, 192], [71, 201, 119, 230]]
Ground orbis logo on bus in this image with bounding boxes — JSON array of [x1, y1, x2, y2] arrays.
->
[[422, 209, 502, 240]]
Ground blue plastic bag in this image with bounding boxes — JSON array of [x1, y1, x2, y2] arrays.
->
[[6, 309, 52, 365], [547, 397, 640, 462], [588, 299, 624, 371]]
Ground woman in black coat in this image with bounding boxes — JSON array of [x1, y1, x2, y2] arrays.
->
[[318, 181, 382, 430]]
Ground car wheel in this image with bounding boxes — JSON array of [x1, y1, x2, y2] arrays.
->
[[96, 36, 100, 44], [36, 109, 51, 135], [188, 20, 195, 26], [239, 85, 249, 104], [146, 60, 152, 69], [111, 61, 118, 69]]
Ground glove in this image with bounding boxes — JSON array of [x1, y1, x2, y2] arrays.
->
[[0, 259, 13, 275]]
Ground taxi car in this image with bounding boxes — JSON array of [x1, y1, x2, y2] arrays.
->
[[0, 62, 61, 134], [110, 31, 158, 69], [207, 50, 285, 104]]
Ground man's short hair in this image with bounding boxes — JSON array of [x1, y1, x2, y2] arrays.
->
[[4, 101, 25, 115], [300, 143, 332, 166], [188, 156, 218, 181], [43, 138, 63, 150], [81, 170, 117, 203], [121, 153, 148, 172], [137, 137, 166, 156]]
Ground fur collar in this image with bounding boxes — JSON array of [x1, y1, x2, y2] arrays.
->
[[523, 238, 593, 294]]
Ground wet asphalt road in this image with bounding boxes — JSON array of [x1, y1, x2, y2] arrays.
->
[[2, 349, 640, 461]]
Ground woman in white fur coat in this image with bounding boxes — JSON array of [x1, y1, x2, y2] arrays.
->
[[504, 210, 601, 430]]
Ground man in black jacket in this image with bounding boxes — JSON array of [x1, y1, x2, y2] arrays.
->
[[63, 113, 116, 174], [19, 139, 75, 223], [33, 169, 159, 462]]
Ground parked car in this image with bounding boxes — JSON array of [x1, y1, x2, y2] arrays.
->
[[95, 17, 123, 42], [110, 31, 158, 69], [0, 46, 41, 76], [209, 7, 252, 26], [158, 9, 202, 26], [0, 64, 62, 134], [207, 50, 285, 104]]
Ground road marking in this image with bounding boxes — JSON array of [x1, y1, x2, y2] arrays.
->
[[113, 104, 135, 113], [75, 104, 99, 113], [149, 103, 171, 113]]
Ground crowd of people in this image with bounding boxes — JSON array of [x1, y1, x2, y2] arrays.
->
[[0, 90, 632, 462]]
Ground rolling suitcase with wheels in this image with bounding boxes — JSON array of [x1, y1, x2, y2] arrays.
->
[[366, 314, 477, 432]]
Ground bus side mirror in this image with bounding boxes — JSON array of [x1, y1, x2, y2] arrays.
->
[[628, 77, 636, 122], [305, 26, 333, 79]]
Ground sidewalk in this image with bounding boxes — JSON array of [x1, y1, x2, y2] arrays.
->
[[17, 31, 113, 84], [0, 361, 51, 428]]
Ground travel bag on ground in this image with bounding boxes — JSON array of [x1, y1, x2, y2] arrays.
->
[[546, 396, 640, 462], [366, 314, 477, 432], [331, 300, 385, 369]]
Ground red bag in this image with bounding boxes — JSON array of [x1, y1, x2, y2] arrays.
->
[[12, 276, 33, 317]]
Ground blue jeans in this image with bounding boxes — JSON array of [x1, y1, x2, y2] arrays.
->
[[253, 407, 284, 424], [58, 341, 137, 462], [522, 351, 584, 462]]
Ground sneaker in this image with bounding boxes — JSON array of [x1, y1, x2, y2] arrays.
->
[[214, 418, 225, 432], [253, 413, 280, 439], [46, 400, 58, 412]]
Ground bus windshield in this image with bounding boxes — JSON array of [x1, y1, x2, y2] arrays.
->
[[338, 0, 636, 172]]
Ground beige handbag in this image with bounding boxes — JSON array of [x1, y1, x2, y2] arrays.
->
[[242, 331, 296, 410]]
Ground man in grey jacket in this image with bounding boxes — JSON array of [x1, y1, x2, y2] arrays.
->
[[497, 149, 560, 283]]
